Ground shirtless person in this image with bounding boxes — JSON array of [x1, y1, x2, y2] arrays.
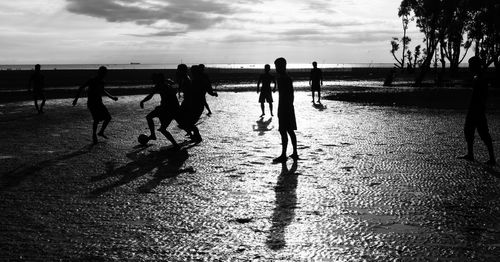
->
[[28, 64, 46, 114], [257, 64, 276, 117], [73, 66, 118, 144], [140, 73, 180, 150]]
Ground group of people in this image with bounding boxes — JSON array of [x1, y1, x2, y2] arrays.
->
[[28, 56, 496, 165], [72, 63, 217, 147]]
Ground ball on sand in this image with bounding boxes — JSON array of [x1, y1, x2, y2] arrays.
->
[[138, 134, 150, 145]]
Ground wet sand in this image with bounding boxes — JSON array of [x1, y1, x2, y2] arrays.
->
[[1, 92, 500, 260]]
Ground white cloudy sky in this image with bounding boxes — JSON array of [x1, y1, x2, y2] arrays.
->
[[0, 0, 421, 64]]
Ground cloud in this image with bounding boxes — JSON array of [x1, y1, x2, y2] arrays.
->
[[65, 0, 234, 32]]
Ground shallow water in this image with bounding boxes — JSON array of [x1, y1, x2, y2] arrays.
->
[[1, 92, 500, 261]]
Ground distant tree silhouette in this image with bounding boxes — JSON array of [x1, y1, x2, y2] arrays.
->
[[390, 14, 411, 70]]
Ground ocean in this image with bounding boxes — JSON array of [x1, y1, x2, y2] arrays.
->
[[0, 63, 394, 71]]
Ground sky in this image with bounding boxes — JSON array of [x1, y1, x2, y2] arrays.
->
[[0, 0, 421, 65]]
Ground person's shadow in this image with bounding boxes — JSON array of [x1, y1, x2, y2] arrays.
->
[[313, 102, 327, 111], [90, 144, 194, 196], [1, 145, 92, 190], [266, 160, 299, 250], [252, 117, 274, 136]]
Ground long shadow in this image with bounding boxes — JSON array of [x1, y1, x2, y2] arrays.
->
[[90, 142, 195, 197], [252, 117, 273, 136], [0, 145, 92, 190], [266, 160, 299, 250]]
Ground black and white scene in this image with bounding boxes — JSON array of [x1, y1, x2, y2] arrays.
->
[[1, 0, 500, 260]]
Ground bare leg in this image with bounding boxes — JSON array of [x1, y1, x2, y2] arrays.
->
[[317, 90, 321, 103], [273, 130, 288, 163], [288, 130, 298, 158], [269, 103, 273, 116], [260, 103, 265, 116], [311, 91, 315, 103], [159, 127, 180, 150], [146, 113, 157, 140], [92, 121, 99, 144], [205, 101, 212, 115], [34, 98, 40, 113], [98, 116, 111, 139]]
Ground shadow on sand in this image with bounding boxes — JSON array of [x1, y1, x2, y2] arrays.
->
[[0, 145, 92, 190], [252, 117, 274, 136], [266, 160, 299, 250], [312, 102, 327, 111], [89, 142, 196, 196]]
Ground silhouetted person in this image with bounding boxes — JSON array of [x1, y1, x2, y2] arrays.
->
[[309, 61, 323, 104], [459, 56, 496, 165], [28, 64, 46, 114], [198, 64, 218, 116], [140, 73, 180, 150], [73, 66, 118, 144], [273, 57, 298, 163], [257, 64, 276, 117], [175, 64, 203, 143]]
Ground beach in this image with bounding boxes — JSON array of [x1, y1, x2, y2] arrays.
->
[[1, 91, 500, 260]]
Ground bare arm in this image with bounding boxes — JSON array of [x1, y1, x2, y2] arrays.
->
[[103, 89, 118, 101]]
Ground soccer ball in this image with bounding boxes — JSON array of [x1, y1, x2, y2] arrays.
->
[[138, 134, 150, 145]]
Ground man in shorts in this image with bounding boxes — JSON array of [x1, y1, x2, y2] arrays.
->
[[257, 64, 276, 117], [73, 66, 118, 144], [273, 57, 298, 162], [140, 73, 180, 150], [309, 61, 323, 104], [28, 64, 46, 114]]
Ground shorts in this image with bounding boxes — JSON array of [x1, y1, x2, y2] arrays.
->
[[278, 105, 297, 131], [149, 106, 176, 128], [311, 83, 321, 91], [88, 103, 111, 121], [259, 91, 273, 103]]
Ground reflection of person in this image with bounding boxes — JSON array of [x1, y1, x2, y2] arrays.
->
[[309, 61, 323, 104], [198, 64, 218, 116], [73, 66, 118, 144], [273, 57, 298, 163], [28, 64, 46, 114], [459, 56, 496, 165], [140, 73, 180, 150], [257, 64, 276, 117]]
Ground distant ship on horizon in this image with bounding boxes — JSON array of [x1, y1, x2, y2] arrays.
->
[[130, 62, 141, 65]]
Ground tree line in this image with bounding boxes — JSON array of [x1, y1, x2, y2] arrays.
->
[[390, 0, 500, 85]]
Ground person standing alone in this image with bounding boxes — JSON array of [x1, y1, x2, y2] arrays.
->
[[309, 61, 323, 104], [273, 57, 298, 162], [257, 64, 276, 117]]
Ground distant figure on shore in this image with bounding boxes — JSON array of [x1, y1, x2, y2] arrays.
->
[[28, 64, 46, 114], [175, 64, 203, 143], [459, 56, 496, 165], [73, 66, 118, 144], [257, 64, 276, 117], [198, 64, 218, 116], [309, 61, 323, 104], [273, 57, 298, 163], [140, 73, 180, 150]]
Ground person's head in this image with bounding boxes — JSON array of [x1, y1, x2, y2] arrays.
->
[[312, 61, 317, 68], [190, 65, 200, 77], [264, 64, 270, 73], [176, 64, 188, 80], [274, 57, 287, 74], [35, 64, 41, 71], [468, 56, 482, 74], [198, 64, 205, 72], [97, 66, 107, 78]]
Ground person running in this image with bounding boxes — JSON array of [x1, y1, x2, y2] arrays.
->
[[175, 64, 203, 143], [273, 57, 298, 163], [459, 56, 496, 165], [28, 64, 46, 114], [198, 64, 218, 116], [140, 73, 180, 150], [257, 64, 276, 117], [73, 66, 118, 144], [309, 61, 323, 104]]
